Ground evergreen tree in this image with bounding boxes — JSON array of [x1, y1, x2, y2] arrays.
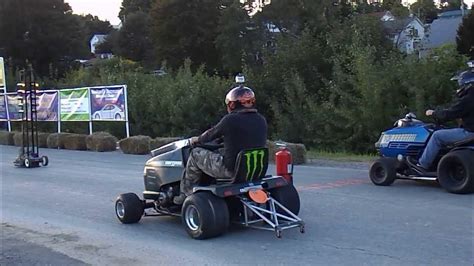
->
[[116, 11, 153, 63], [457, 11, 474, 59]]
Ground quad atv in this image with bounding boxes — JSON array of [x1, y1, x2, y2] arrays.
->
[[370, 113, 474, 194], [115, 138, 305, 239]]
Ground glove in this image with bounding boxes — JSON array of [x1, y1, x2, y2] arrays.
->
[[190, 136, 199, 145]]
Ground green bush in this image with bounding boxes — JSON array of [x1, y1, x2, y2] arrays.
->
[[86, 131, 118, 152], [0, 131, 15, 145], [119, 135, 152, 154]]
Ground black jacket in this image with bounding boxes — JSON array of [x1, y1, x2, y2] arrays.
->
[[198, 109, 267, 172], [433, 86, 474, 132]]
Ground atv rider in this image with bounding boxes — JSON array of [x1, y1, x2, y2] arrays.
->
[[173, 84, 268, 205], [416, 65, 474, 172]]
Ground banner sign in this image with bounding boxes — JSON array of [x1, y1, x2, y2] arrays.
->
[[60, 88, 90, 121], [36, 91, 59, 121], [0, 95, 7, 120], [6, 94, 22, 121], [90, 86, 126, 121]]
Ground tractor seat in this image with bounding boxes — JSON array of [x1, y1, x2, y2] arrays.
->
[[215, 148, 269, 184], [451, 136, 474, 148]]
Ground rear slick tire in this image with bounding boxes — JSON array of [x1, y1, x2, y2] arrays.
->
[[269, 184, 300, 215], [438, 150, 474, 194], [181, 192, 229, 240]]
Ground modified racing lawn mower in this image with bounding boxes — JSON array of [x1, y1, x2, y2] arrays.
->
[[370, 113, 474, 194], [115, 139, 304, 239]]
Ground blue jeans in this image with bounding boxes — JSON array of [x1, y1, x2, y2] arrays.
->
[[419, 128, 474, 169]]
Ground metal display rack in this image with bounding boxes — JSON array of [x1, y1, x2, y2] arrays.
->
[[13, 66, 48, 168]]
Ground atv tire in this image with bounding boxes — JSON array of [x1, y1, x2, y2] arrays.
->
[[438, 150, 474, 194], [115, 193, 144, 224], [369, 158, 397, 186], [182, 192, 229, 239], [269, 184, 300, 215]]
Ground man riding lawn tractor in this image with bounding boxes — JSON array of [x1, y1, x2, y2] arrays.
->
[[115, 75, 304, 239]]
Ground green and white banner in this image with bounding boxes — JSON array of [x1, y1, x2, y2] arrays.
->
[[60, 88, 90, 121]]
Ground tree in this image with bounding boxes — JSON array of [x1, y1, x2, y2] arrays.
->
[[0, 0, 86, 76], [216, 0, 263, 74], [151, 0, 222, 72], [78, 14, 113, 42], [115, 11, 154, 63], [456, 11, 474, 59], [119, 0, 153, 22], [409, 0, 438, 23]]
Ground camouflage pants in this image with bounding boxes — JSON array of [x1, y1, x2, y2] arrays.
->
[[180, 147, 233, 196]]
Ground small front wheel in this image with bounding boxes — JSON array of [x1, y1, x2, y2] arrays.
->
[[115, 193, 144, 224], [369, 158, 397, 186]]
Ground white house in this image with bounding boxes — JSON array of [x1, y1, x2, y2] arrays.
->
[[90, 34, 107, 54], [382, 15, 426, 54], [89, 34, 113, 59]]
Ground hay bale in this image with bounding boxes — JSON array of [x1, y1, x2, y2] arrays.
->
[[47, 133, 73, 149], [63, 134, 87, 150], [38, 133, 50, 148], [119, 135, 152, 154], [86, 131, 118, 152], [266, 140, 307, 165], [150, 137, 181, 150], [0, 131, 15, 145], [10, 132, 51, 148], [288, 143, 307, 165], [13, 132, 23, 146]]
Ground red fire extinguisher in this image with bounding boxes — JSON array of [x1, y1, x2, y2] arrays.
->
[[275, 145, 293, 183]]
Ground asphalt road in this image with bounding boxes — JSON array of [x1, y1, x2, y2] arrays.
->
[[1, 145, 473, 265]]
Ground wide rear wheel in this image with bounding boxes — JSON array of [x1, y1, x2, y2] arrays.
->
[[181, 192, 229, 239], [269, 184, 300, 215], [438, 150, 474, 194]]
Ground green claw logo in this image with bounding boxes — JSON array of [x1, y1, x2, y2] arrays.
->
[[244, 150, 265, 181]]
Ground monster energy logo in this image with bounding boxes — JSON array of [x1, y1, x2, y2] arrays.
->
[[244, 150, 265, 181]]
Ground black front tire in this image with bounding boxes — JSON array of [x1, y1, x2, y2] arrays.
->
[[369, 158, 397, 186], [40, 156, 49, 166], [181, 192, 229, 239], [115, 193, 144, 224], [437, 150, 474, 194], [269, 184, 300, 215], [24, 158, 31, 168]]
